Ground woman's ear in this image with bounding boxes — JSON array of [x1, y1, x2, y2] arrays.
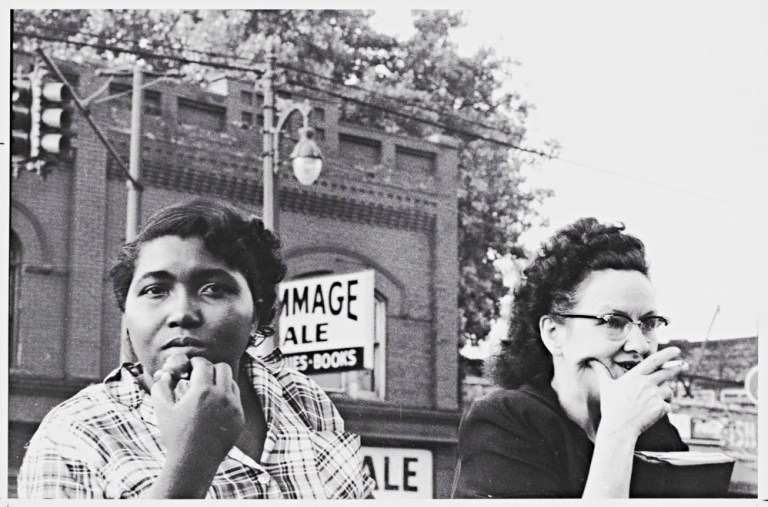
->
[[539, 315, 564, 357]]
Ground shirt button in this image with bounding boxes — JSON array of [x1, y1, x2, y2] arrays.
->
[[258, 474, 271, 485]]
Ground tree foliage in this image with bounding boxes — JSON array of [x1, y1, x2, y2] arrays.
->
[[13, 9, 555, 344]]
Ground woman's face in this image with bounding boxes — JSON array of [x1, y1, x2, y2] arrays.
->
[[550, 269, 660, 397], [124, 235, 256, 387]]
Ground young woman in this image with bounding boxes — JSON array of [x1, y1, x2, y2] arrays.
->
[[19, 198, 373, 499], [452, 218, 688, 498]]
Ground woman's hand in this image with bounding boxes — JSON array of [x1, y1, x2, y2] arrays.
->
[[154, 353, 193, 400], [582, 347, 685, 498], [146, 356, 245, 498], [590, 346, 684, 438]]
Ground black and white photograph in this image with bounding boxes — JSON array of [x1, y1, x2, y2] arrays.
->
[[5, 3, 765, 501]]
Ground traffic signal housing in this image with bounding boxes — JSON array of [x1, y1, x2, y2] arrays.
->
[[12, 76, 33, 159], [33, 75, 73, 160]]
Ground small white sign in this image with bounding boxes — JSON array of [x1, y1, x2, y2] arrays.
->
[[279, 270, 375, 373], [744, 366, 758, 404], [361, 446, 433, 499]]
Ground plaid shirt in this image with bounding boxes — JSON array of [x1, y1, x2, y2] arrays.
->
[[18, 348, 374, 499]]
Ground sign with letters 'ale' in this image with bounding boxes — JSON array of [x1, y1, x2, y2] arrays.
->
[[361, 447, 433, 499], [278, 270, 375, 373]]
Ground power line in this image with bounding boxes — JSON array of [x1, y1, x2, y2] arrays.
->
[[16, 30, 746, 206], [16, 29, 550, 157], [285, 77, 549, 157], [14, 30, 267, 75], [275, 61, 518, 136], [24, 26, 518, 136], [554, 157, 755, 210], [20, 26, 263, 65]]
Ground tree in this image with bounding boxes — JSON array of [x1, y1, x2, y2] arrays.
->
[[13, 9, 556, 345]]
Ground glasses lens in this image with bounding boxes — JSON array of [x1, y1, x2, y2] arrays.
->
[[603, 314, 631, 338], [640, 316, 667, 334]]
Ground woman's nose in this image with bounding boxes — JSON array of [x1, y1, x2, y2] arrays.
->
[[166, 290, 203, 328], [623, 324, 652, 354]]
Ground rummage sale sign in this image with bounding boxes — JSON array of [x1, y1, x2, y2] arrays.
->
[[278, 270, 375, 373]]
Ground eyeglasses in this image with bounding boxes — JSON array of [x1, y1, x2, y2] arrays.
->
[[552, 313, 670, 340]]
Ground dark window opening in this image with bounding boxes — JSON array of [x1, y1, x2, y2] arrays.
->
[[396, 146, 436, 174], [177, 98, 226, 131], [107, 82, 162, 116], [339, 133, 381, 164]]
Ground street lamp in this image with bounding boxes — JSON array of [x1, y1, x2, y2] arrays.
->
[[261, 36, 324, 233]]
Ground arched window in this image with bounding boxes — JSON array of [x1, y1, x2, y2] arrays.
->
[[10, 230, 22, 366]]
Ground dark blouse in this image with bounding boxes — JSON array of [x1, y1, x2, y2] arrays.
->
[[452, 377, 688, 498]]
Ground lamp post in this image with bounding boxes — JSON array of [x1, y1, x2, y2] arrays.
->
[[261, 36, 324, 234], [259, 36, 324, 350]]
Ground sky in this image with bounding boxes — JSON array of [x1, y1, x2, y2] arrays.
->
[[371, 0, 767, 343]]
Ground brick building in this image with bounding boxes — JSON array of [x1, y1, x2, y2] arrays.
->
[[9, 52, 461, 498]]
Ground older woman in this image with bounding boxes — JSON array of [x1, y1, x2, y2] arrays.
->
[[19, 198, 373, 499], [452, 218, 688, 498]]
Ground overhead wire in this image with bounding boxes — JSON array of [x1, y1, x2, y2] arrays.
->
[[553, 157, 755, 210], [19, 25, 513, 134], [17, 27, 747, 207], [274, 61, 518, 136], [15, 29, 547, 156], [14, 30, 266, 75]]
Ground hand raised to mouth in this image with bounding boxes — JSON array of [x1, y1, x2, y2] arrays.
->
[[589, 347, 684, 437], [154, 353, 193, 401], [150, 356, 245, 497]]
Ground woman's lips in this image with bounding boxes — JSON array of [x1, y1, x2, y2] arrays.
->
[[162, 336, 205, 349]]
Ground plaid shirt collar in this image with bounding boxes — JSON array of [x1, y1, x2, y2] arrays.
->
[[103, 347, 285, 410]]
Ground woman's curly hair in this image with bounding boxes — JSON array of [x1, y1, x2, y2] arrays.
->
[[109, 198, 287, 339], [491, 217, 649, 389]]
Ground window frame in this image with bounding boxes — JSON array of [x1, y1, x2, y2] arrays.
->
[[9, 230, 22, 367], [312, 290, 387, 400]]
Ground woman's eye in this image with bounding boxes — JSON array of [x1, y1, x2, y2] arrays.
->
[[139, 285, 168, 297], [201, 283, 230, 296], [605, 315, 628, 329]]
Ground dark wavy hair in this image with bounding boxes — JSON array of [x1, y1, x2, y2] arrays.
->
[[491, 217, 649, 389], [109, 198, 287, 338]]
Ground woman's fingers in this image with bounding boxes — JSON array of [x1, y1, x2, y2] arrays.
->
[[150, 370, 176, 406], [213, 363, 233, 387], [633, 347, 680, 375], [648, 364, 686, 385], [163, 352, 192, 379], [189, 356, 214, 386], [589, 359, 615, 386]]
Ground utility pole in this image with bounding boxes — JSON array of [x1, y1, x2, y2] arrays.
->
[[120, 65, 144, 363], [126, 64, 144, 241], [258, 37, 323, 351], [262, 36, 278, 233]]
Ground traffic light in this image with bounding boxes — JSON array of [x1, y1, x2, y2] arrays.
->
[[12, 75, 33, 159], [33, 73, 73, 160]]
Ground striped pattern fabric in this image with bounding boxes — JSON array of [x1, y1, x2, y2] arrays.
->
[[18, 348, 374, 499]]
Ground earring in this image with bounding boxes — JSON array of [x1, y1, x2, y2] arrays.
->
[[248, 329, 266, 348]]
